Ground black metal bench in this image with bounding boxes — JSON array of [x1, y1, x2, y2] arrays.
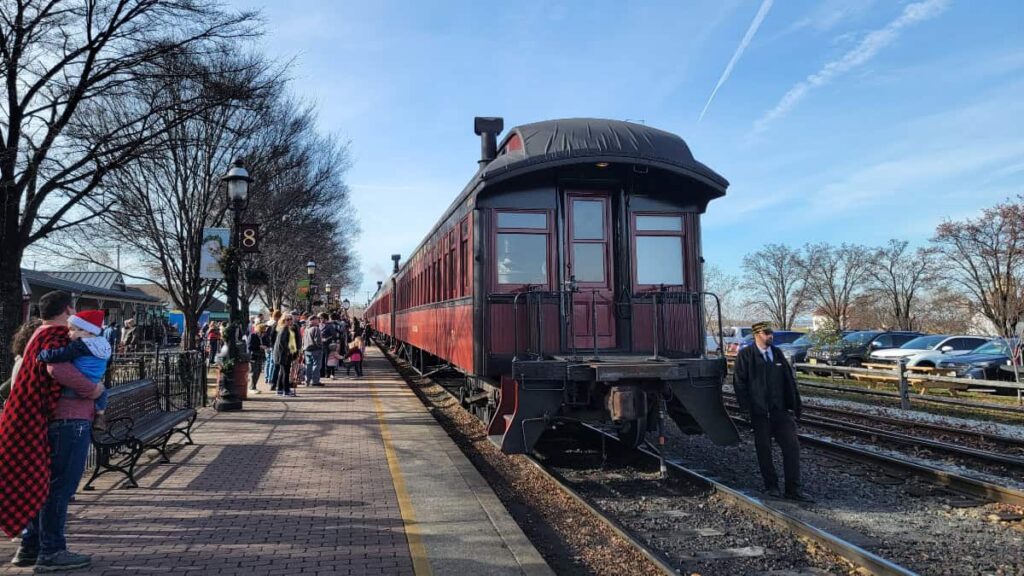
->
[[83, 378, 197, 490]]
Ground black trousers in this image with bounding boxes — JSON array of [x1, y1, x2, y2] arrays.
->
[[750, 412, 801, 493]]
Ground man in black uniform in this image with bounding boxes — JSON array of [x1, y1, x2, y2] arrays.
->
[[733, 321, 810, 501]]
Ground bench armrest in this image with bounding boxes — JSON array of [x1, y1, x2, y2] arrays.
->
[[93, 416, 134, 446]]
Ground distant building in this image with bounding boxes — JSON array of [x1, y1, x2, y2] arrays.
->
[[22, 269, 163, 327]]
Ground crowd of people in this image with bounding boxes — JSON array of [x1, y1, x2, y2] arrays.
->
[[199, 311, 372, 397]]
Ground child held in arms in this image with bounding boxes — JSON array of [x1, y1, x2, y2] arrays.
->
[[38, 309, 112, 431]]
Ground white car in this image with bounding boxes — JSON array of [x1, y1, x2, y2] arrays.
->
[[721, 326, 752, 347], [868, 334, 991, 368]]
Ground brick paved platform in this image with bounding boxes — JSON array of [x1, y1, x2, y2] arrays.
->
[[1, 348, 550, 575]]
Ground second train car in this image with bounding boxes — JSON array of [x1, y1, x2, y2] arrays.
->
[[366, 117, 739, 454]]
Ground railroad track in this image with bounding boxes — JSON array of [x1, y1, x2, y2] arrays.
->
[[572, 424, 918, 576], [723, 393, 1024, 473], [422, 373, 918, 575]]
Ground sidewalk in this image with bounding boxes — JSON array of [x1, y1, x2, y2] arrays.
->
[[0, 348, 549, 575]]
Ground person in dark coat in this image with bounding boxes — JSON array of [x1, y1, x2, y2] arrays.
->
[[272, 315, 297, 397], [733, 321, 809, 502]]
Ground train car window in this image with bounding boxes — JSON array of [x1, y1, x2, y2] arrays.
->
[[573, 243, 605, 282], [497, 212, 546, 229], [572, 200, 604, 240], [636, 236, 683, 285], [496, 234, 548, 285], [636, 215, 682, 231]]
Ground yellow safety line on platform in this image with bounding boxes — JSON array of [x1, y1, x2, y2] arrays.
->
[[371, 380, 433, 576]]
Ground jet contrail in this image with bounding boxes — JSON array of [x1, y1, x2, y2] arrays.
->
[[698, 0, 775, 123], [751, 0, 950, 135]]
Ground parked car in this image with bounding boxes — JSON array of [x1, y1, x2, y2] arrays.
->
[[937, 338, 1020, 380], [721, 326, 753, 348], [869, 334, 991, 368], [726, 330, 804, 357], [779, 333, 814, 365], [806, 330, 924, 368], [706, 334, 721, 354]]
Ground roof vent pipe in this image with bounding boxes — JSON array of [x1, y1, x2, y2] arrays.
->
[[474, 117, 504, 168], [376, 281, 383, 291], [391, 254, 401, 273]]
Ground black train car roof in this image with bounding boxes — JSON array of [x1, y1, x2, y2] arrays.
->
[[370, 118, 727, 296], [482, 118, 728, 193]]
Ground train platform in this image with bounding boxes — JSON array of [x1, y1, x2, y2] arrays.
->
[[0, 348, 551, 576]]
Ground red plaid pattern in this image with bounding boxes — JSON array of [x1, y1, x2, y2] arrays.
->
[[0, 325, 67, 537]]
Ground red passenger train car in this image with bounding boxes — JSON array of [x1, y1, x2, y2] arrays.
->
[[366, 117, 739, 454]]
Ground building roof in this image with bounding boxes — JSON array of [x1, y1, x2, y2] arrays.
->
[[22, 270, 161, 304], [39, 270, 126, 291]]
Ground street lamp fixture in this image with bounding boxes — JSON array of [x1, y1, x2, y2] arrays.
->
[[341, 298, 350, 312], [306, 260, 316, 313], [324, 282, 332, 307], [215, 159, 251, 412]]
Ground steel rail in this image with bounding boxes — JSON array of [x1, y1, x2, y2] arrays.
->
[[522, 455, 678, 576], [795, 433, 1024, 507], [579, 424, 918, 576], [795, 413, 1024, 470], [723, 399, 1024, 469], [796, 380, 1024, 416], [798, 403, 1024, 448], [724, 391, 1024, 447]]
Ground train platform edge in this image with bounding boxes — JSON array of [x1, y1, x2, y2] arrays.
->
[[0, 348, 552, 576]]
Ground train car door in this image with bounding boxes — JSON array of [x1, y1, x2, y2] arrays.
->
[[565, 192, 616, 350]]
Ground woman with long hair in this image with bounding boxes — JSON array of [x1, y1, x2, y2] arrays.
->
[[272, 315, 298, 397]]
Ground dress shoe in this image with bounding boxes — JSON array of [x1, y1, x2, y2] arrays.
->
[[785, 491, 815, 503]]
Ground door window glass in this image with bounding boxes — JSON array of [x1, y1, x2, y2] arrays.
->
[[636, 236, 682, 285], [636, 215, 682, 231], [496, 234, 547, 285], [874, 334, 894, 348], [572, 243, 605, 283], [572, 200, 604, 240], [497, 212, 546, 229]]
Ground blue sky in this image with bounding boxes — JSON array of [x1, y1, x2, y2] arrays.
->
[[228, 0, 1024, 302]]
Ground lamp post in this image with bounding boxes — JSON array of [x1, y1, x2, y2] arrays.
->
[[214, 159, 250, 412], [306, 260, 316, 313], [324, 282, 332, 309], [341, 298, 350, 313]]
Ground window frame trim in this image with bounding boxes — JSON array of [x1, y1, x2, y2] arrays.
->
[[631, 211, 687, 291], [492, 208, 553, 292]]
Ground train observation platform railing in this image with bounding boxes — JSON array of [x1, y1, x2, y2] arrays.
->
[[792, 361, 1024, 412], [499, 285, 723, 362]]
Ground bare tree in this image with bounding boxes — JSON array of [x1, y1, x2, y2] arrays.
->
[[932, 200, 1024, 337], [740, 244, 806, 329], [916, 286, 975, 335], [702, 263, 740, 335], [0, 0, 259, 365], [864, 239, 937, 331], [798, 242, 872, 331]]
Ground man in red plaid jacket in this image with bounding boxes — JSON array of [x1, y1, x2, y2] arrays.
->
[[0, 291, 105, 572]]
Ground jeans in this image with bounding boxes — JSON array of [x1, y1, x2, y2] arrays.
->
[[304, 351, 321, 385], [346, 360, 363, 377], [208, 342, 219, 365], [264, 355, 276, 387], [275, 357, 292, 395], [249, 358, 263, 390], [21, 420, 92, 556]]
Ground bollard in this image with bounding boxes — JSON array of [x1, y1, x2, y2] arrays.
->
[[897, 359, 910, 410]]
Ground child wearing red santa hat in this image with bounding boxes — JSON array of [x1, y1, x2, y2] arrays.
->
[[37, 309, 112, 430]]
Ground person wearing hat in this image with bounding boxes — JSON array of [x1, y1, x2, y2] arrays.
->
[[36, 309, 113, 432], [733, 321, 809, 502]]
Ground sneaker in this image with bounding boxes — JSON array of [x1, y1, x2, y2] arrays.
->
[[91, 413, 108, 432], [253, 389, 261, 395], [10, 547, 37, 567], [287, 391, 297, 397], [33, 550, 90, 572]]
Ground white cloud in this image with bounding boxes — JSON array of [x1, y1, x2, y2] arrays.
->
[[699, 0, 774, 122], [751, 0, 951, 135]]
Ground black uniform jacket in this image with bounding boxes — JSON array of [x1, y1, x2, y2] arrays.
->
[[733, 344, 802, 418]]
